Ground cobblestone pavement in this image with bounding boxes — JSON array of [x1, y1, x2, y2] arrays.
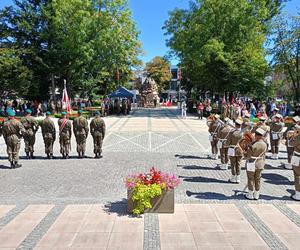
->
[[0, 107, 300, 249]]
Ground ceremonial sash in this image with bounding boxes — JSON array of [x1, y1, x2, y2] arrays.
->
[[59, 119, 68, 134]]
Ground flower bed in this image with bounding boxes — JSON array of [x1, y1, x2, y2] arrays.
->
[[125, 167, 181, 214]]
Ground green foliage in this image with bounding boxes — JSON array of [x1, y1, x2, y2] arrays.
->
[[270, 12, 300, 101], [163, 0, 284, 95], [145, 56, 172, 92], [0, 0, 141, 99], [132, 183, 162, 215]]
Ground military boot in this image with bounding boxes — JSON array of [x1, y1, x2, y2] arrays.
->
[[10, 161, 14, 169], [50, 153, 54, 159], [26, 152, 30, 159], [47, 153, 50, 159], [30, 152, 35, 159]]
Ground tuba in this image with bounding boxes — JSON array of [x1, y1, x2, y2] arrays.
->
[[239, 131, 255, 153]]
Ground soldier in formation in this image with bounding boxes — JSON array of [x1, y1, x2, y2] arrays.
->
[[244, 128, 268, 200], [2, 110, 24, 168], [269, 114, 284, 159], [73, 110, 89, 158], [21, 109, 39, 159], [217, 118, 234, 170], [208, 114, 221, 160], [58, 111, 72, 159], [41, 111, 56, 159], [90, 111, 106, 158], [225, 117, 244, 183]]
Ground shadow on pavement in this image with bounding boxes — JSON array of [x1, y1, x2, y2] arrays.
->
[[262, 173, 293, 185], [179, 175, 229, 184], [178, 164, 216, 171], [104, 200, 142, 218], [175, 154, 209, 160]]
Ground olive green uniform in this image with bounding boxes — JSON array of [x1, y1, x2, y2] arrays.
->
[[2, 119, 24, 166], [41, 117, 56, 157], [245, 139, 267, 193], [73, 116, 89, 157], [90, 117, 106, 157], [208, 120, 221, 158], [217, 124, 233, 167], [270, 121, 284, 155], [58, 118, 72, 158], [288, 134, 300, 194], [20, 116, 39, 156], [225, 129, 243, 181]]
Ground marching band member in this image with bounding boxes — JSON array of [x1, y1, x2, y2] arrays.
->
[[288, 124, 300, 201], [244, 128, 268, 200], [269, 114, 284, 159], [208, 114, 221, 160], [284, 116, 300, 169], [217, 118, 234, 170], [225, 117, 244, 183]]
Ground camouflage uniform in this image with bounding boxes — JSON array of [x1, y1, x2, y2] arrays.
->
[[2, 119, 24, 167], [41, 116, 56, 158], [73, 115, 89, 158], [20, 115, 39, 158], [58, 118, 72, 158], [90, 116, 106, 158]]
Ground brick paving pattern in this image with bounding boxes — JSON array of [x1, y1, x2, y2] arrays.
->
[[0, 107, 299, 249]]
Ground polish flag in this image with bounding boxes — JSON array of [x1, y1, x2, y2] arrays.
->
[[62, 80, 71, 114]]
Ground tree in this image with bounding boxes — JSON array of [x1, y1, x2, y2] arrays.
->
[[270, 12, 300, 101], [163, 0, 285, 97], [0, 0, 141, 99], [145, 56, 172, 92]]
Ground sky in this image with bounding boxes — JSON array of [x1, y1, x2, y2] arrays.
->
[[0, 0, 299, 65]]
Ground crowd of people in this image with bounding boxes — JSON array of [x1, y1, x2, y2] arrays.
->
[[207, 106, 300, 201]]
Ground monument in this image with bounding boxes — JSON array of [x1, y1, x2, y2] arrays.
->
[[140, 77, 159, 108]]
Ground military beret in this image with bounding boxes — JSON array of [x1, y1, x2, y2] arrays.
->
[[255, 127, 266, 136], [293, 116, 300, 123], [235, 117, 243, 125], [25, 109, 32, 114], [61, 111, 67, 115], [7, 109, 16, 117], [46, 111, 51, 116], [95, 111, 100, 115]]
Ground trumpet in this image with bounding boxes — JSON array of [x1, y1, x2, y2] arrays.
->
[[239, 131, 255, 154]]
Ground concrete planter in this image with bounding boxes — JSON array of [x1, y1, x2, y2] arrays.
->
[[127, 189, 175, 214]]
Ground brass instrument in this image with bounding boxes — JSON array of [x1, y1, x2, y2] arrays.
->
[[239, 131, 255, 153], [206, 114, 216, 127]]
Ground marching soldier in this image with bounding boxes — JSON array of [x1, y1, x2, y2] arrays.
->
[[244, 128, 268, 200], [90, 111, 106, 158], [287, 124, 300, 201], [217, 118, 234, 170], [2, 110, 25, 168], [58, 111, 72, 159], [242, 113, 252, 132], [41, 111, 56, 159], [269, 114, 284, 159], [225, 117, 244, 183], [208, 114, 221, 160], [285, 116, 300, 169], [73, 110, 89, 158], [21, 109, 39, 159]]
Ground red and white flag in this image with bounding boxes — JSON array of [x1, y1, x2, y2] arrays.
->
[[62, 80, 71, 114]]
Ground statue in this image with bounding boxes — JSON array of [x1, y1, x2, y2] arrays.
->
[[140, 77, 159, 108]]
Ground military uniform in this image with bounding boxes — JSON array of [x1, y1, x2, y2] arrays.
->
[[287, 126, 300, 200], [269, 115, 284, 159], [242, 115, 252, 132], [58, 115, 72, 158], [90, 115, 106, 158], [285, 116, 300, 169], [73, 114, 89, 158], [208, 116, 221, 159], [217, 120, 233, 170], [2, 116, 24, 168], [21, 112, 39, 159], [41, 115, 56, 158], [225, 118, 244, 183], [245, 128, 268, 200]]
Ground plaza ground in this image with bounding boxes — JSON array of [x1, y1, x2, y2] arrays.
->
[[0, 107, 299, 249]]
